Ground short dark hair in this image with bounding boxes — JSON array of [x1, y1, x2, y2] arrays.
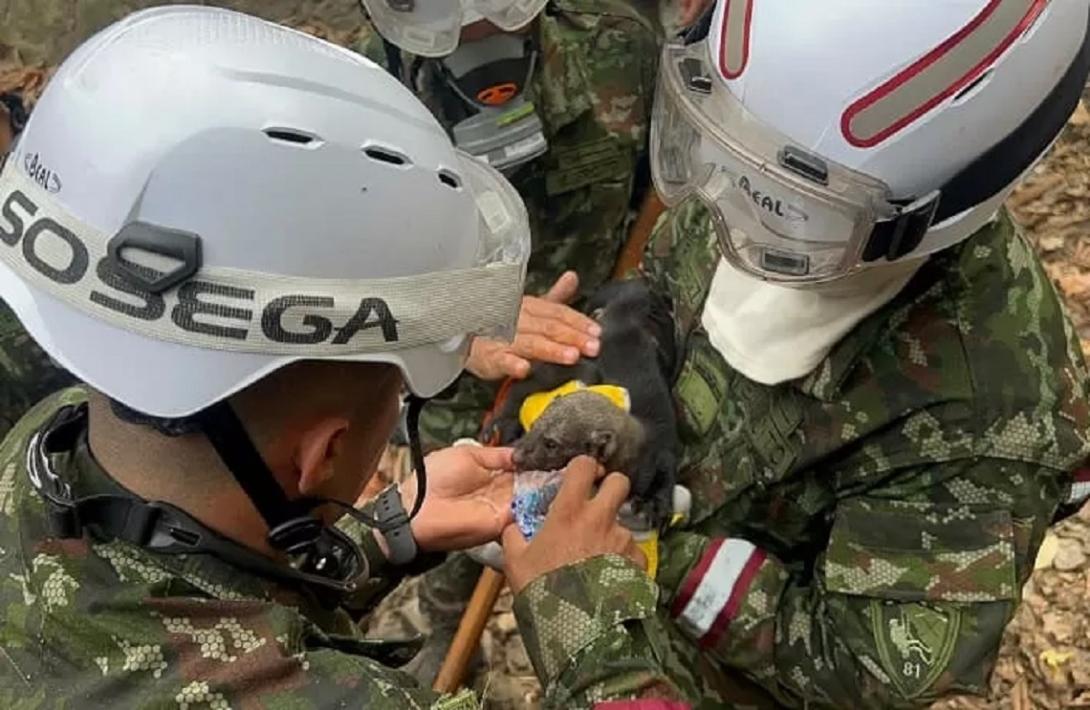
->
[[109, 398, 204, 437]]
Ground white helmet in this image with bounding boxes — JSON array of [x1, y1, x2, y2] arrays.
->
[[0, 5, 530, 417], [652, 0, 1090, 283], [360, 0, 548, 57]]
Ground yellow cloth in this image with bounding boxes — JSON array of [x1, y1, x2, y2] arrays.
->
[[633, 529, 660, 579], [518, 379, 631, 432]]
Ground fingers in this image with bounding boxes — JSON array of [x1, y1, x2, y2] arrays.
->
[[501, 523, 530, 556], [542, 270, 580, 304], [551, 456, 601, 513], [464, 339, 504, 380], [511, 333, 581, 366], [590, 472, 631, 517], [490, 351, 532, 379], [469, 445, 516, 472], [522, 297, 601, 338]]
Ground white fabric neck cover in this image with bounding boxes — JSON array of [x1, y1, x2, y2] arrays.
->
[[701, 256, 924, 385]]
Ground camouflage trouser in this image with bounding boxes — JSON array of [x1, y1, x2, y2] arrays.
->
[[417, 552, 482, 633]]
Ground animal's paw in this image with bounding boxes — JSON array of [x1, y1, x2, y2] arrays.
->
[[633, 449, 677, 531]]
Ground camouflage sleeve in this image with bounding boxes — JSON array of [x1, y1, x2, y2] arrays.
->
[[656, 458, 1055, 709], [0, 300, 76, 438], [350, 15, 394, 69], [513, 554, 708, 708]]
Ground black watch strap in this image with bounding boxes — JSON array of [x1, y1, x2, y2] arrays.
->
[[375, 486, 417, 566]]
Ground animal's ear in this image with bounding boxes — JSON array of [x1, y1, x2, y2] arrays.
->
[[588, 429, 615, 460]]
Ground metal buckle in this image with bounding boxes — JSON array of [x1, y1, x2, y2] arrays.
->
[[886, 190, 942, 260], [267, 516, 324, 556]]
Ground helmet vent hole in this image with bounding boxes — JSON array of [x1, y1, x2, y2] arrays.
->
[[264, 128, 319, 146], [438, 170, 463, 190], [953, 69, 994, 105], [364, 145, 411, 167]]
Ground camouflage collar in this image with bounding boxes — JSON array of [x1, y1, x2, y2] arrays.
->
[[796, 214, 1011, 402], [795, 309, 891, 402], [50, 418, 363, 635]]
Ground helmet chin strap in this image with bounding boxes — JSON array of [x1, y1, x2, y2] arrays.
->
[[24, 396, 435, 609], [195, 394, 430, 571]]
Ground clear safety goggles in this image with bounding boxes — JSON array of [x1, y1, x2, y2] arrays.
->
[[361, 0, 548, 57], [651, 41, 940, 283]]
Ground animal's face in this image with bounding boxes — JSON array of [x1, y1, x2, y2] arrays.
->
[[512, 424, 617, 472]]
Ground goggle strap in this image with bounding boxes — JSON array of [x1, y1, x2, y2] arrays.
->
[[861, 191, 941, 263]]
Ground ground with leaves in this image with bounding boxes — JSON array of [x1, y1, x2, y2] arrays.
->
[[933, 102, 1090, 710]]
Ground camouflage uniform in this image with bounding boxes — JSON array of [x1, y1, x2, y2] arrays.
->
[[0, 0, 662, 691], [352, 0, 661, 447], [0, 388, 718, 708], [644, 200, 1090, 708], [357, 1, 663, 678], [0, 302, 75, 439]]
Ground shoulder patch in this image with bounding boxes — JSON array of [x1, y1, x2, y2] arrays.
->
[[872, 601, 960, 699]]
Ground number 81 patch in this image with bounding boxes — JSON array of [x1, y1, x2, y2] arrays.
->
[[872, 601, 961, 699]]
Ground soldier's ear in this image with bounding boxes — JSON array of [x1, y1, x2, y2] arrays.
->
[[589, 430, 615, 460], [295, 417, 350, 496]]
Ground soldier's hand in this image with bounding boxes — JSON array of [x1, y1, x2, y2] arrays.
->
[[465, 271, 601, 381], [501, 456, 646, 594], [401, 444, 515, 552]]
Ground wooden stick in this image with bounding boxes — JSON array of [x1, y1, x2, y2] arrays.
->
[[432, 567, 506, 693], [612, 189, 666, 279], [432, 187, 668, 693]]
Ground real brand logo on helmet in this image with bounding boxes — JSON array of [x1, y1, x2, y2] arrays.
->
[[23, 153, 61, 194]]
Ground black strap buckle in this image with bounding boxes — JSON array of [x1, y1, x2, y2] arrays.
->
[[107, 222, 202, 294], [27, 405, 87, 539], [267, 516, 324, 555], [862, 190, 941, 263], [374, 486, 417, 566]]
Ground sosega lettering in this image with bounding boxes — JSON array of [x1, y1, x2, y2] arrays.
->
[[0, 188, 400, 346]]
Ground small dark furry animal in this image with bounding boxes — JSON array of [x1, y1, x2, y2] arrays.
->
[[512, 390, 646, 474], [491, 278, 678, 529]]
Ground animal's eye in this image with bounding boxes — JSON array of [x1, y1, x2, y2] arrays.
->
[[544, 438, 558, 451]]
